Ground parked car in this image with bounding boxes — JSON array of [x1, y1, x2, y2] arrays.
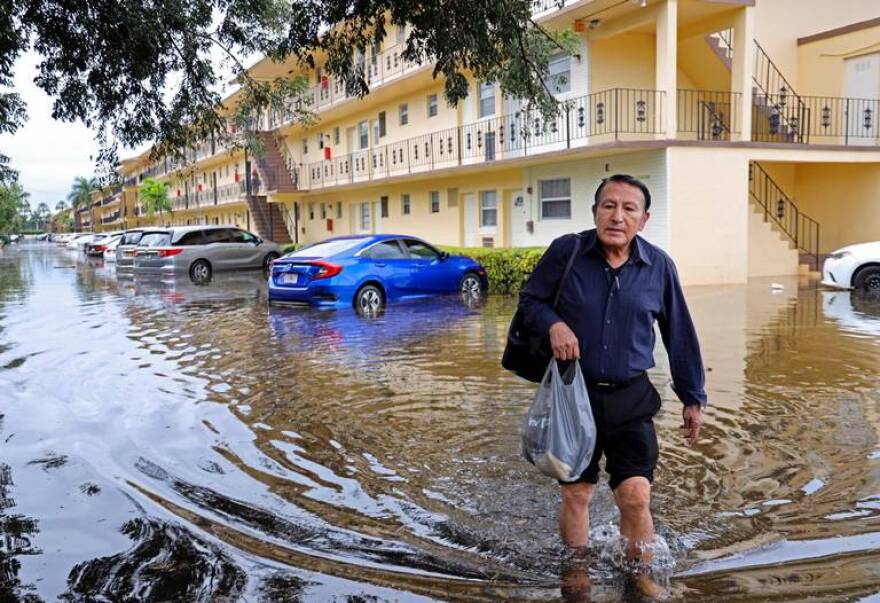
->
[[267, 234, 488, 312], [115, 229, 151, 272], [821, 241, 880, 293], [85, 232, 123, 256], [103, 234, 124, 262], [133, 226, 282, 283], [67, 233, 95, 249]]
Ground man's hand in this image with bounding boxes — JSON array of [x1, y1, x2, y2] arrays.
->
[[681, 405, 704, 446], [549, 321, 580, 361]]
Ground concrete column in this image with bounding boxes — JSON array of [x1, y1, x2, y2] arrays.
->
[[731, 5, 755, 142], [655, 0, 678, 138]]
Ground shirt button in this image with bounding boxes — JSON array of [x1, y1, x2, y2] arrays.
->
[[602, 345, 608, 350], [606, 319, 611, 324]]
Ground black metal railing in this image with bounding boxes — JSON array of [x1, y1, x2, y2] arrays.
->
[[678, 89, 740, 140], [749, 161, 819, 266], [797, 95, 880, 145], [297, 88, 664, 190], [753, 41, 808, 143]]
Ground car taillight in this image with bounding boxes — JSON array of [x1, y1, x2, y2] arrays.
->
[[95, 245, 107, 252], [157, 248, 184, 257], [309, 260, 343, 280]]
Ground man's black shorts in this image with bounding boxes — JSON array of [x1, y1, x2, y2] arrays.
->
[[560, 372, 661, 490]]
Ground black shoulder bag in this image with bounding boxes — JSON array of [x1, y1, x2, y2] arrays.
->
[[501, 235, 583, 383]]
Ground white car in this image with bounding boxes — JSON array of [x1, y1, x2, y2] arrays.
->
[[821, 241, 880, 293], [67, 233, 95, 249], [103, 235, 124, 262]]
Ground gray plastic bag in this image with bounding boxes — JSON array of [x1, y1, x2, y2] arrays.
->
[[521, 360, 597, 482]]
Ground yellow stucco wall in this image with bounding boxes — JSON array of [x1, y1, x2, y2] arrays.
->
[[792, 162, 880, 253], [754, 0, 880, 92], [589, 32, 656, 93], [667, 146, 750, 285], [797, 23, 880, 98]]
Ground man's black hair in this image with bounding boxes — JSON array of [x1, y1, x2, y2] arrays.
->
[[593, 174, 651, 211]]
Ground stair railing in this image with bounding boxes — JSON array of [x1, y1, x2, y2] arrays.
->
[[748, 161, 819, 267], [753, 41, 809, 143]]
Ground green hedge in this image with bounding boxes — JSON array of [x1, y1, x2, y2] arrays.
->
[[441, 246, 547, 294]]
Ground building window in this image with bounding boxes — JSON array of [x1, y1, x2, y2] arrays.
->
[[320, 203, 327, 219], [545, 54, 571, 94], [334, 127, 340, 145], [479, 82, 496, 118], [402, 193, 410, 215], [308, 203, 315, 220], [427, 94, 438, 118], [380, 195, 389, 218], [378, 112, 386, 137], [359, 121, 369, 149], [480, 190, 497, 226], [302, 138, 308, 154], [399, 103, 409, 126], [430, 191, 440, 213], [336, 201, 342, 219], [318, 132, 324, 149], [360, 202, 370, 230], [540, 178, 572, 219]]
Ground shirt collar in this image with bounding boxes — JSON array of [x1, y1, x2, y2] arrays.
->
[[583, 229, 652, 266]]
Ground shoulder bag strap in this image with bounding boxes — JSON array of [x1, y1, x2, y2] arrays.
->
[[551, 234, 582, 311]]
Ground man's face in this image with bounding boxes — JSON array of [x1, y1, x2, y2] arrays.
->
[[593, 181, 650, 250]]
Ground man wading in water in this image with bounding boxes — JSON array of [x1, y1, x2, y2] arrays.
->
[[519, 174, 707, 597]]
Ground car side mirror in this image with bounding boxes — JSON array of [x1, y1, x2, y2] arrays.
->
[[254, 237, 263, 246], [440, 251, 450, 260]]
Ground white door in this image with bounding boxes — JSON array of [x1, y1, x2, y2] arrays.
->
[[844, 53, 880, 145], [463, 193, 477, 247], [373, 199, 382, 233], [508, 189, 529, 247]]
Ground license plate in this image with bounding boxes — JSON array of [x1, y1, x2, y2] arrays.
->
[[281, 273, 299, 285]]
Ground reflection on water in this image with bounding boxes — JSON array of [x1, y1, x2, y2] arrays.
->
[[0, 244, 879, 601]]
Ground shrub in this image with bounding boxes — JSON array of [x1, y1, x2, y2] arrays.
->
[[440, 246, 547, 295]]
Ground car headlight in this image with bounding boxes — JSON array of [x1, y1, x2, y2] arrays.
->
[[828, 251, 853, 260]]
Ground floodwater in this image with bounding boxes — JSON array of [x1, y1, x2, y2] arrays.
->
[[1, 243, 879, 602]]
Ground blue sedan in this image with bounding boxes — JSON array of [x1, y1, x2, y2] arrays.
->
[[267, 234, 489, 311]]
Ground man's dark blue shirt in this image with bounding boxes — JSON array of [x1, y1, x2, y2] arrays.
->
[[519, 229, 707, 407]]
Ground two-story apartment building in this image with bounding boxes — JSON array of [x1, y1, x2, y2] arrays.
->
[[121, 0, 880, 286]]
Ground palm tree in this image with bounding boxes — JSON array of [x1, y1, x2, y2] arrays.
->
[[55, 200, 67, 212], [67, 177, 98, 230], [138, 178, 172, 226]]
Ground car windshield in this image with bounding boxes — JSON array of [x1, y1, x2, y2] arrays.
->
[[121, 232, 144, 245], [286, 238, 364, 258], [138, 232, 171, 247]]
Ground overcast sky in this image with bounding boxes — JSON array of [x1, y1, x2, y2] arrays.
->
[[0, 52, 136, 209]]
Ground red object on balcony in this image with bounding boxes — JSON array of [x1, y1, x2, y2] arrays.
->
[[326, 218, 333, 232], [324, 147, 331, 160], [176, 189, 181, 197], [234, 172, 240, 183], [321, 74, 329, 89], [198, 184, 203, 192]]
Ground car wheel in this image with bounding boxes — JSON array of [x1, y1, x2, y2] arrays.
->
[[853, 265, 880, 293], [263, 252, 280, 271], [355, 284, 385, 314], [460, 272, 482, 297], [189, 259, 212, 284]]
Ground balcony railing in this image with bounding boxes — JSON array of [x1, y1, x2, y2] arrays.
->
[[101, 212, 121, 224], [296, 88, 664, 191], [677, 89, 741, 141], [788, 95, 879, 145]]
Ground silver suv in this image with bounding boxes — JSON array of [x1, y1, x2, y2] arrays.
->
[[132, 226, 283, 282], [116, 229, 151, 272]]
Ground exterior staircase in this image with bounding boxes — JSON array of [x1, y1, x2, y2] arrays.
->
[[254, 132, 299, 193], [704, 33, 808, 143], [246, 195, 293, 245], [748, 162, 820, 277]]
